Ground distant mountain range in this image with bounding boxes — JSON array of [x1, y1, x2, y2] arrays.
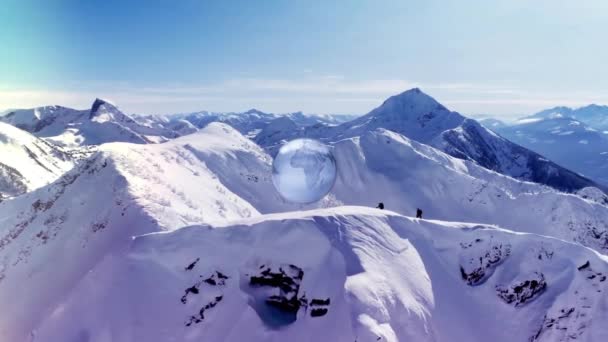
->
[[3, 90, 605, 196], [251, 88, 605, 193], [481, 104, 608, 186]]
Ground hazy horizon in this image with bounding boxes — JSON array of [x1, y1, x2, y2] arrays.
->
[[2, 0, 607, 119]]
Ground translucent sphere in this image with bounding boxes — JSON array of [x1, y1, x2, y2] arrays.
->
[[272, 139, 337, 204]]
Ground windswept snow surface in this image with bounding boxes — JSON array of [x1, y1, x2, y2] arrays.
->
[[26, 208, 608, 342]]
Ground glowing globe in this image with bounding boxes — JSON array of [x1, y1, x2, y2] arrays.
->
[[272, 139, 337, 204]]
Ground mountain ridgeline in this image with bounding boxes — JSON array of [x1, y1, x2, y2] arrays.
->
[[252, 88, 606, 193], [2, 89, 605, 195], [2, 90, 608, 340]]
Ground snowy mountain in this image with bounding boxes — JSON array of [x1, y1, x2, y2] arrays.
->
[[491, 116, 608, 186], [530, 105, 608, 131], [0, 122, 74, 199], [14, 208, 608, 342], [0, 99, 179, 147], [255, 88, 604, 193], [2, 123, 608, 340]]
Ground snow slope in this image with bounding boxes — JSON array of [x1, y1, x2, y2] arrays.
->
[[255, 88, 603, 193], [327, 128, 608, 252], [26, 208, 608, 342], [0, 122, 74, 198]]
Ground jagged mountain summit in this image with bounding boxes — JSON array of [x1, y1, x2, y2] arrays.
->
[[253, 88, 604, 193], [489, 116, 608, 186], [0, 99, 178, 147], [0, 122, 74, 198]]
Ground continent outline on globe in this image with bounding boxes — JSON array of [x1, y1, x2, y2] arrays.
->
[[271, 139, 337, 204]]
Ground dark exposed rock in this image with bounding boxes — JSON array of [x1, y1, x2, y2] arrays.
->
[[185, 295, 223, 327], [185, 257, 200, 271], [496, 272, 547, 306], [459, 238, 511, 286], [248, 264, 331, 323], [310, 308, 328, 317], [578, 261, 590, 271], [181, 270, 229, 304]]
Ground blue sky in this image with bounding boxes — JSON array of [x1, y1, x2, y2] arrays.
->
[[1, 0, 607, 118]]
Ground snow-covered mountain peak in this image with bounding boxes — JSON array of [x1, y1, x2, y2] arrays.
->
[[90, 98, 115, 113], [331, 88, 466, 144], [89, 98, 134, 124], [371, 88, 451, 120]]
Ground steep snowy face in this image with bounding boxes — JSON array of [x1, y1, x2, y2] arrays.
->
[[492, 117, 608, 186], [0, 122, 74, 198], [26, 208, 608, 342], [328, 129, 608, 252]]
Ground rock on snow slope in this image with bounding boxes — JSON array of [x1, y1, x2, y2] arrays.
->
[[1, 122, 608, 340], [0, 122, 74, 199]]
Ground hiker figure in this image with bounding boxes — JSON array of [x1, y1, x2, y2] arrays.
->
[[416, 208, 423, 219], [376, 202, 384, 210]]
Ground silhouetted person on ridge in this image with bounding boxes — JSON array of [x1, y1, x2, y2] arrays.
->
[[376, 202, 384, 210], [416, 208, 423, 219]]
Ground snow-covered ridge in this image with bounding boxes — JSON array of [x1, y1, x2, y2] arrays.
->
[[28, 208, 608, 341]]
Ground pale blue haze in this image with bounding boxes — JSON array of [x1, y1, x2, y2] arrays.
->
[[1, 0, 607, 117]]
